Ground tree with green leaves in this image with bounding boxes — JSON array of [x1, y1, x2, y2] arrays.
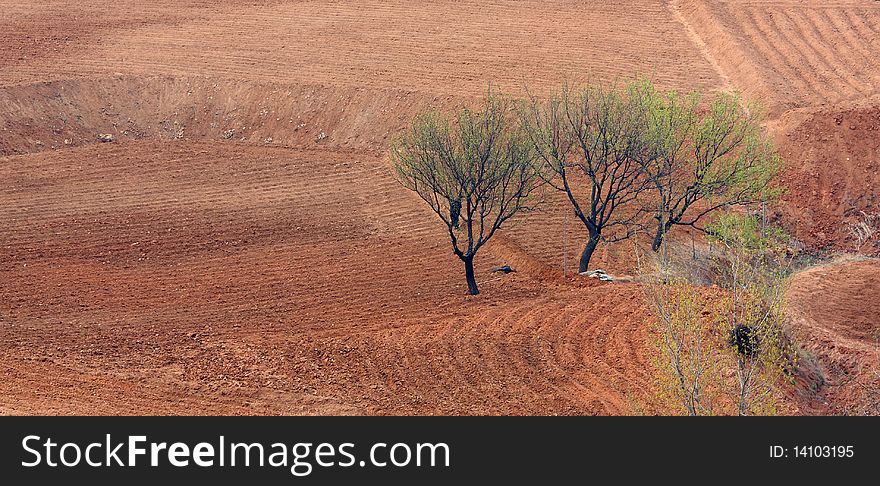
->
[[705, 213, 795, 415], [634, 83, 782, 252], [522, 81, 652, 273], [391, 93, 540, 295], [643, 273, 721, 416], [642, 212, 796, 416]]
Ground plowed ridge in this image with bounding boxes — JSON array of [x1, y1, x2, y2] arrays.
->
[[0, 1, 720, 94], [676, 0, 880, 113], [3, 0, 880, 415], [0, 140, 653, 415]]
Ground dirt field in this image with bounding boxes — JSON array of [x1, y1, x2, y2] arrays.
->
[[787, 258, 880, 415], [1, 0, 878, 415]]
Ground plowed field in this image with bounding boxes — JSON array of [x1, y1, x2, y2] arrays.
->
[[1, 0, 878, 415]]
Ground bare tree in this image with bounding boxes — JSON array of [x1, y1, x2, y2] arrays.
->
[[522, 82, 652, 273], [642, 213, 796, 416], [635, 85, 782, 252], [641, 267, 720, 416], [392, 93, 540, 295]]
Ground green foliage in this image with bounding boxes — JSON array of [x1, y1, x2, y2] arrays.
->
[[522, 78, 783, 256], [644, 212, 798, 416], [644, 276, 721, 416], [706, 212, 796, 415], [714, 277, 795, 416], [521, 80, 654, 271], [705, 212, 787, 254], [631, 80, 783, 251], [391, 92, 540, 294]]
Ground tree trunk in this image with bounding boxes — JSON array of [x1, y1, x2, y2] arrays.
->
[[652, 217, 675, 253], [578, 233, 601, 273], [651, 222, 665, 252], [464, 256, 479, 295]]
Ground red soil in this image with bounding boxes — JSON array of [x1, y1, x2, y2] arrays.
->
[[1, 0, 878, 415], [787, 258, 880, 415], [0, 141, 652, 415], [776, 106, 880, 252]]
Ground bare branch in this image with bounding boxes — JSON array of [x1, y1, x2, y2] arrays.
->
[[392, 91, 541, 295]]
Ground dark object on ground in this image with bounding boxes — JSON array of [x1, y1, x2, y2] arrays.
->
[[729, 324, 759, 357], [490, 265, 515, 274]]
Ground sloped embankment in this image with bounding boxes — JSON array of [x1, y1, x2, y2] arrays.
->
[[0, 76, 461, 156]]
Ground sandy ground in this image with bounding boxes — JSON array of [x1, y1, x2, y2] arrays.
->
[[1, 0, 878, 415]]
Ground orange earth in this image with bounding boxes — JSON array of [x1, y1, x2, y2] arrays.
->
[[1, 0, 878, 415]]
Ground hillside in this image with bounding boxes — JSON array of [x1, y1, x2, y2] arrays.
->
[[1, 0, 878, 415]]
